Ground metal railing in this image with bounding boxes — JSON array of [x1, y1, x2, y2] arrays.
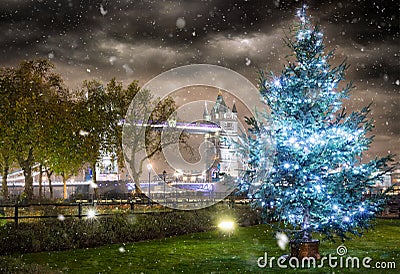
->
[[0, 193, 244, 227], [0, 199, 167, 228]]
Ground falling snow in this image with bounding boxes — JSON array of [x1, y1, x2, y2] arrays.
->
[[0, 1, 398, 272], [100, 4, 108, 16], [176, 17, 186, 29], [123, 64, 134, 75], [118, 247, 126, 253], [109, 56, 117, 65], [276, 232, 289, 250]]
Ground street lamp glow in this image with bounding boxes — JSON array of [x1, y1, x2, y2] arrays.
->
[[147, 163, 152, 171], [218, 220, 235, 232], [86, 209, 97, 219]]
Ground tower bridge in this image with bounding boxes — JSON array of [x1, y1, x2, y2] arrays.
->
[[143, 120, 222, 134], [1, 93, 244, 199]]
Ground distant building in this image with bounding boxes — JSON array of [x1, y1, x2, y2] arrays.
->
[[390, 163, 400, 194], [93, 91, 244, 185], [370, 162, 400, 195], [96, 151, 119, 182], [203, 91, 243, 182]]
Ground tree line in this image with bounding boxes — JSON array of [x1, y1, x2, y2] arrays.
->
[[0, 59, 175, 202]]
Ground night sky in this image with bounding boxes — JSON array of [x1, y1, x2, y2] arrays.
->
[[1, 0, 399, 161]]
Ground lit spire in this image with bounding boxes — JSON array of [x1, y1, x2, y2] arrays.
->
[[203, 101, 210, 121], [232, 98, 237, 113]]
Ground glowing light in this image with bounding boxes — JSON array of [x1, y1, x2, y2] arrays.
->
[[87, 209, 97, 219], [218, 220, 235, 232], [57, 214, 65, 221], [343, 216, 350, 222], [289, 137, 297, 144], [297, 32, 304, 40], [284, 163, 290, 169], [274, 78, 281, 88], [333, 205, 339, 211], [296, 5, 307, 24]]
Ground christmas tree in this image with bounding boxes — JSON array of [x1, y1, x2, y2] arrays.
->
[[239, 6, 393, 242]]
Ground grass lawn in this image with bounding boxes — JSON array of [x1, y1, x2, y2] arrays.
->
[[7, 218, 400, 273]]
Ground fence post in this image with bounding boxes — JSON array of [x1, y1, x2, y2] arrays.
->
[[130, 201, 134, 212], [78, 203, 82, 219], [14, 204, 18, 228]]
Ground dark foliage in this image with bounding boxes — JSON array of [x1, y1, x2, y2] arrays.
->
[[0, 204, 261, 255]]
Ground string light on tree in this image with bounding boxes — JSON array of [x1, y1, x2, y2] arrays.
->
[[238, 6, 393, 248]]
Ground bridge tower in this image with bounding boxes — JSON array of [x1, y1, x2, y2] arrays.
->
[[204, 91, 239, 182]]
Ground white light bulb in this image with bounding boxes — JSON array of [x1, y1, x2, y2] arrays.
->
[[289, 137, 296, 144]]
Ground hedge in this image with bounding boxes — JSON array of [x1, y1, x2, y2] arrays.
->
[[0, 204, 261, 255]]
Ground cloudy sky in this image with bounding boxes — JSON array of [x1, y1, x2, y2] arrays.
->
[[0, 0, 398, 161]]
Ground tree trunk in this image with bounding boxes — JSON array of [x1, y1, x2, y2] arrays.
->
[[289, 206, 321, 259], [62, 173, 67, 200], [49, 179, 53, 199], [23, 165, 34, 201], [92, 162, 99, 200], [18, 148, 34, 202], [302, 207, 311, 241], [45, 169, 53, 199], [1, 163, 9, 201], [133, 173, 143, 194], [38, 164, 43, 199], [290, 239, 320, 259], [129, 156, 143, 194]]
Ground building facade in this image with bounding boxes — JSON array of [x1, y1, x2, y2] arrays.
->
[[203, 91, 242, 182]]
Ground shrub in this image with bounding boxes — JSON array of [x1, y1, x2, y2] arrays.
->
[[0, 256, 60, 274], [0, 203, 260, 255]]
